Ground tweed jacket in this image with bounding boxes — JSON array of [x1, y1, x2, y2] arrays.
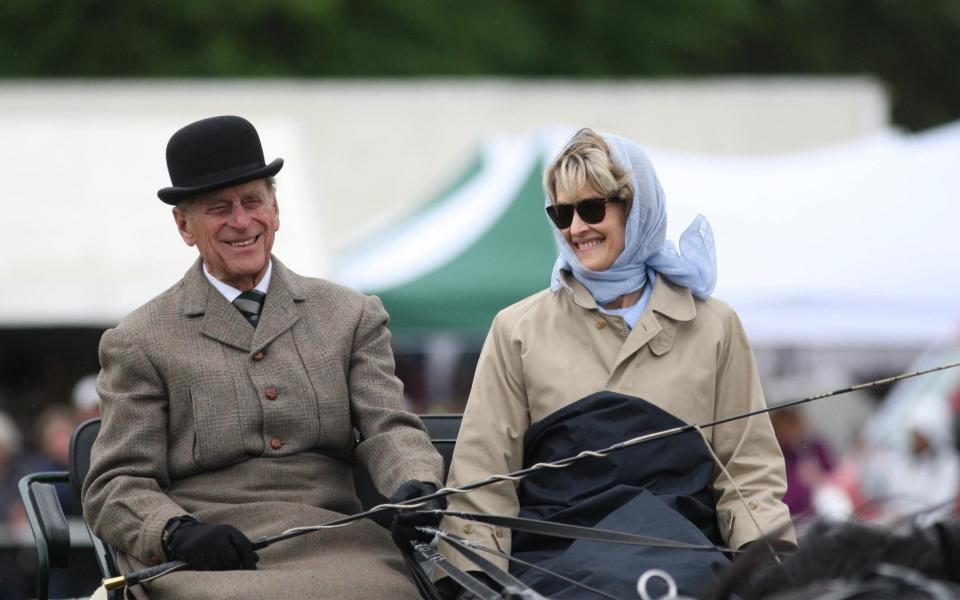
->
[[82, 257, 443, 599], [440, 272, 795, 574]]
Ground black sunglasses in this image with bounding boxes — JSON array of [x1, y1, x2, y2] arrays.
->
[[545, 197, 624, 229]]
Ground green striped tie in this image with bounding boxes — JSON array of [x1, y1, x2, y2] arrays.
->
[[233, 290, 266, 327]]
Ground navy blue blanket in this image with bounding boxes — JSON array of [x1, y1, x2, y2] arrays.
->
[[509, 391, 729, 598]]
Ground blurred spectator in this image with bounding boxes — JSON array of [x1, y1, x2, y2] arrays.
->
[[71, 373, 100, 422], [0, 410, 24, 524], [950, 382, 960, 515], [1, 407, 86, 599], [949, 382, 960, 453], [860, 400, 959, 525], [27, 405, 82, 516], [36, 406, 73, 466], [771, 407, 836, 518], [0, 414, 28, 600], [3, 406, 98, 600]]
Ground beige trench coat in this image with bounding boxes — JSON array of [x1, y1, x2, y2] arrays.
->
[[440, 272, 795, 574], [82, 258, 443, 599]]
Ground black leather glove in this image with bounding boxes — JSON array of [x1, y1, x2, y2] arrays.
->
[[371, 480, 446, 552], [163, 518, 259, 571]]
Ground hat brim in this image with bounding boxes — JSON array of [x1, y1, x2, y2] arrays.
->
[[157, 158, 284, 204]]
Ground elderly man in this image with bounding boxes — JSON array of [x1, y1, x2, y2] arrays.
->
[[82, 115, 443, 599]]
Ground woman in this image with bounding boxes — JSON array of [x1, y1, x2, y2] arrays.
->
[[438, 129, 795, 598]]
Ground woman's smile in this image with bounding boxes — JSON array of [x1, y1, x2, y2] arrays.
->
[[574, 238, 605, 252], [557, 184, 626, 272]]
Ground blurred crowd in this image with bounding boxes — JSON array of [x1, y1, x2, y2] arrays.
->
[[0, 374, 99, 599], [772, 362, 960, 530]]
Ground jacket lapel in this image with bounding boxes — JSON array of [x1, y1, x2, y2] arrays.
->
[[251, 259, 303, 353], [181, 258, 254, 352], [180, 257, 304, 353]]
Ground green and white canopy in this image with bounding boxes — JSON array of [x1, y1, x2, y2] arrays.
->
[[333, 135, 561, 336]]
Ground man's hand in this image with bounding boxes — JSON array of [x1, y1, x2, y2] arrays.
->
[[371, 480, 447, 552], [164, 519, 259, 571]]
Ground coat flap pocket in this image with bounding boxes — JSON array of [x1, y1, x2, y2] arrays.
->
[[190, 375, 259, 468]]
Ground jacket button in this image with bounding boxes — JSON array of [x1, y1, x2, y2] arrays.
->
[[265, 387, 278, 400], [270, 437, 282, 450], [463, 524, 473, 534], [494, 527, 503, 538], [149, 554, 161, 565], [595, 319, 606, 330], [253, 351, 266, 361], [747, 500, 759, 510]]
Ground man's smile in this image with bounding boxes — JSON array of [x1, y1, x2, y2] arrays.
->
[[225, 234, 261, 248]]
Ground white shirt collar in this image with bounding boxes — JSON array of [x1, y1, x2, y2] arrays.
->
[[202, 260, 272, 303]]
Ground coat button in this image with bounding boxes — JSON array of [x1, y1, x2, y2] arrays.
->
[[463, 524, 473, 534], [253, 351, 266, 361], [265, 387, 278, 400], [595, 319, 606, 329], [747, 500, 759, 510], [494, 527, 503, 538], [149, 554, 161, 565], [270, 437, 282, 450]]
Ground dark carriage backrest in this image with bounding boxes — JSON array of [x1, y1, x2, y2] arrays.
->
[[419, 414, 461, 480], [69, 418, 101, 496], [59, 418, 121, 592]]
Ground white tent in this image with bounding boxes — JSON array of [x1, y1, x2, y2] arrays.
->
[[653, 121, 960, 346]]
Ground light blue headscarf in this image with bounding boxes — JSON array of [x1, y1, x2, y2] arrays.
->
[[548, 132, 717, 305]]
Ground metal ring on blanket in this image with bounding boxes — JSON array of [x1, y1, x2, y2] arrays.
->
[[637, 568, 677, 600]]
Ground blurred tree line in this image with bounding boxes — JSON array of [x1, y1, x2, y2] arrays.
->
[[0, 0, 957, 130]]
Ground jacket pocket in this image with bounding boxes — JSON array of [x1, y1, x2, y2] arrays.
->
[[190, 376, 248, 469]]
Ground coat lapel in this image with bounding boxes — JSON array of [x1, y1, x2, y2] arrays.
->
[[181, 258, 254, 352], [180, 257, 304, 354], [559, 273, 668, 371], [251, 259, 303, 353]]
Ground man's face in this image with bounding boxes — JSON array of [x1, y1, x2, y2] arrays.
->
[[173, 179, 280, 290]]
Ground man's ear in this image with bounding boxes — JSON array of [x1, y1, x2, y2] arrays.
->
[[272, 195, 280, 232], [173, 207, 196, 247]]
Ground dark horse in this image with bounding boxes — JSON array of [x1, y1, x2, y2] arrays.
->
[[705, 518, 960, 599]]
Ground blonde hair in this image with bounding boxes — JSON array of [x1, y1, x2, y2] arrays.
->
[[544, 128, 633, 212]]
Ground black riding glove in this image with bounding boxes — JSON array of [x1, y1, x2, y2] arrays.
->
[[163, 518, 259, 571], [370, 480, 446, 552]]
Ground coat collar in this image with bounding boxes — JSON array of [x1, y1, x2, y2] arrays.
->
[[645, 274, 697, 323], [558, 270, 697, 323], [559, 270, 698, 366], [180, 256, 305, 353]]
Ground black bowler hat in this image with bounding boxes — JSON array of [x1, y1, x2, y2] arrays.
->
[[157, 115, 284, 204]]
